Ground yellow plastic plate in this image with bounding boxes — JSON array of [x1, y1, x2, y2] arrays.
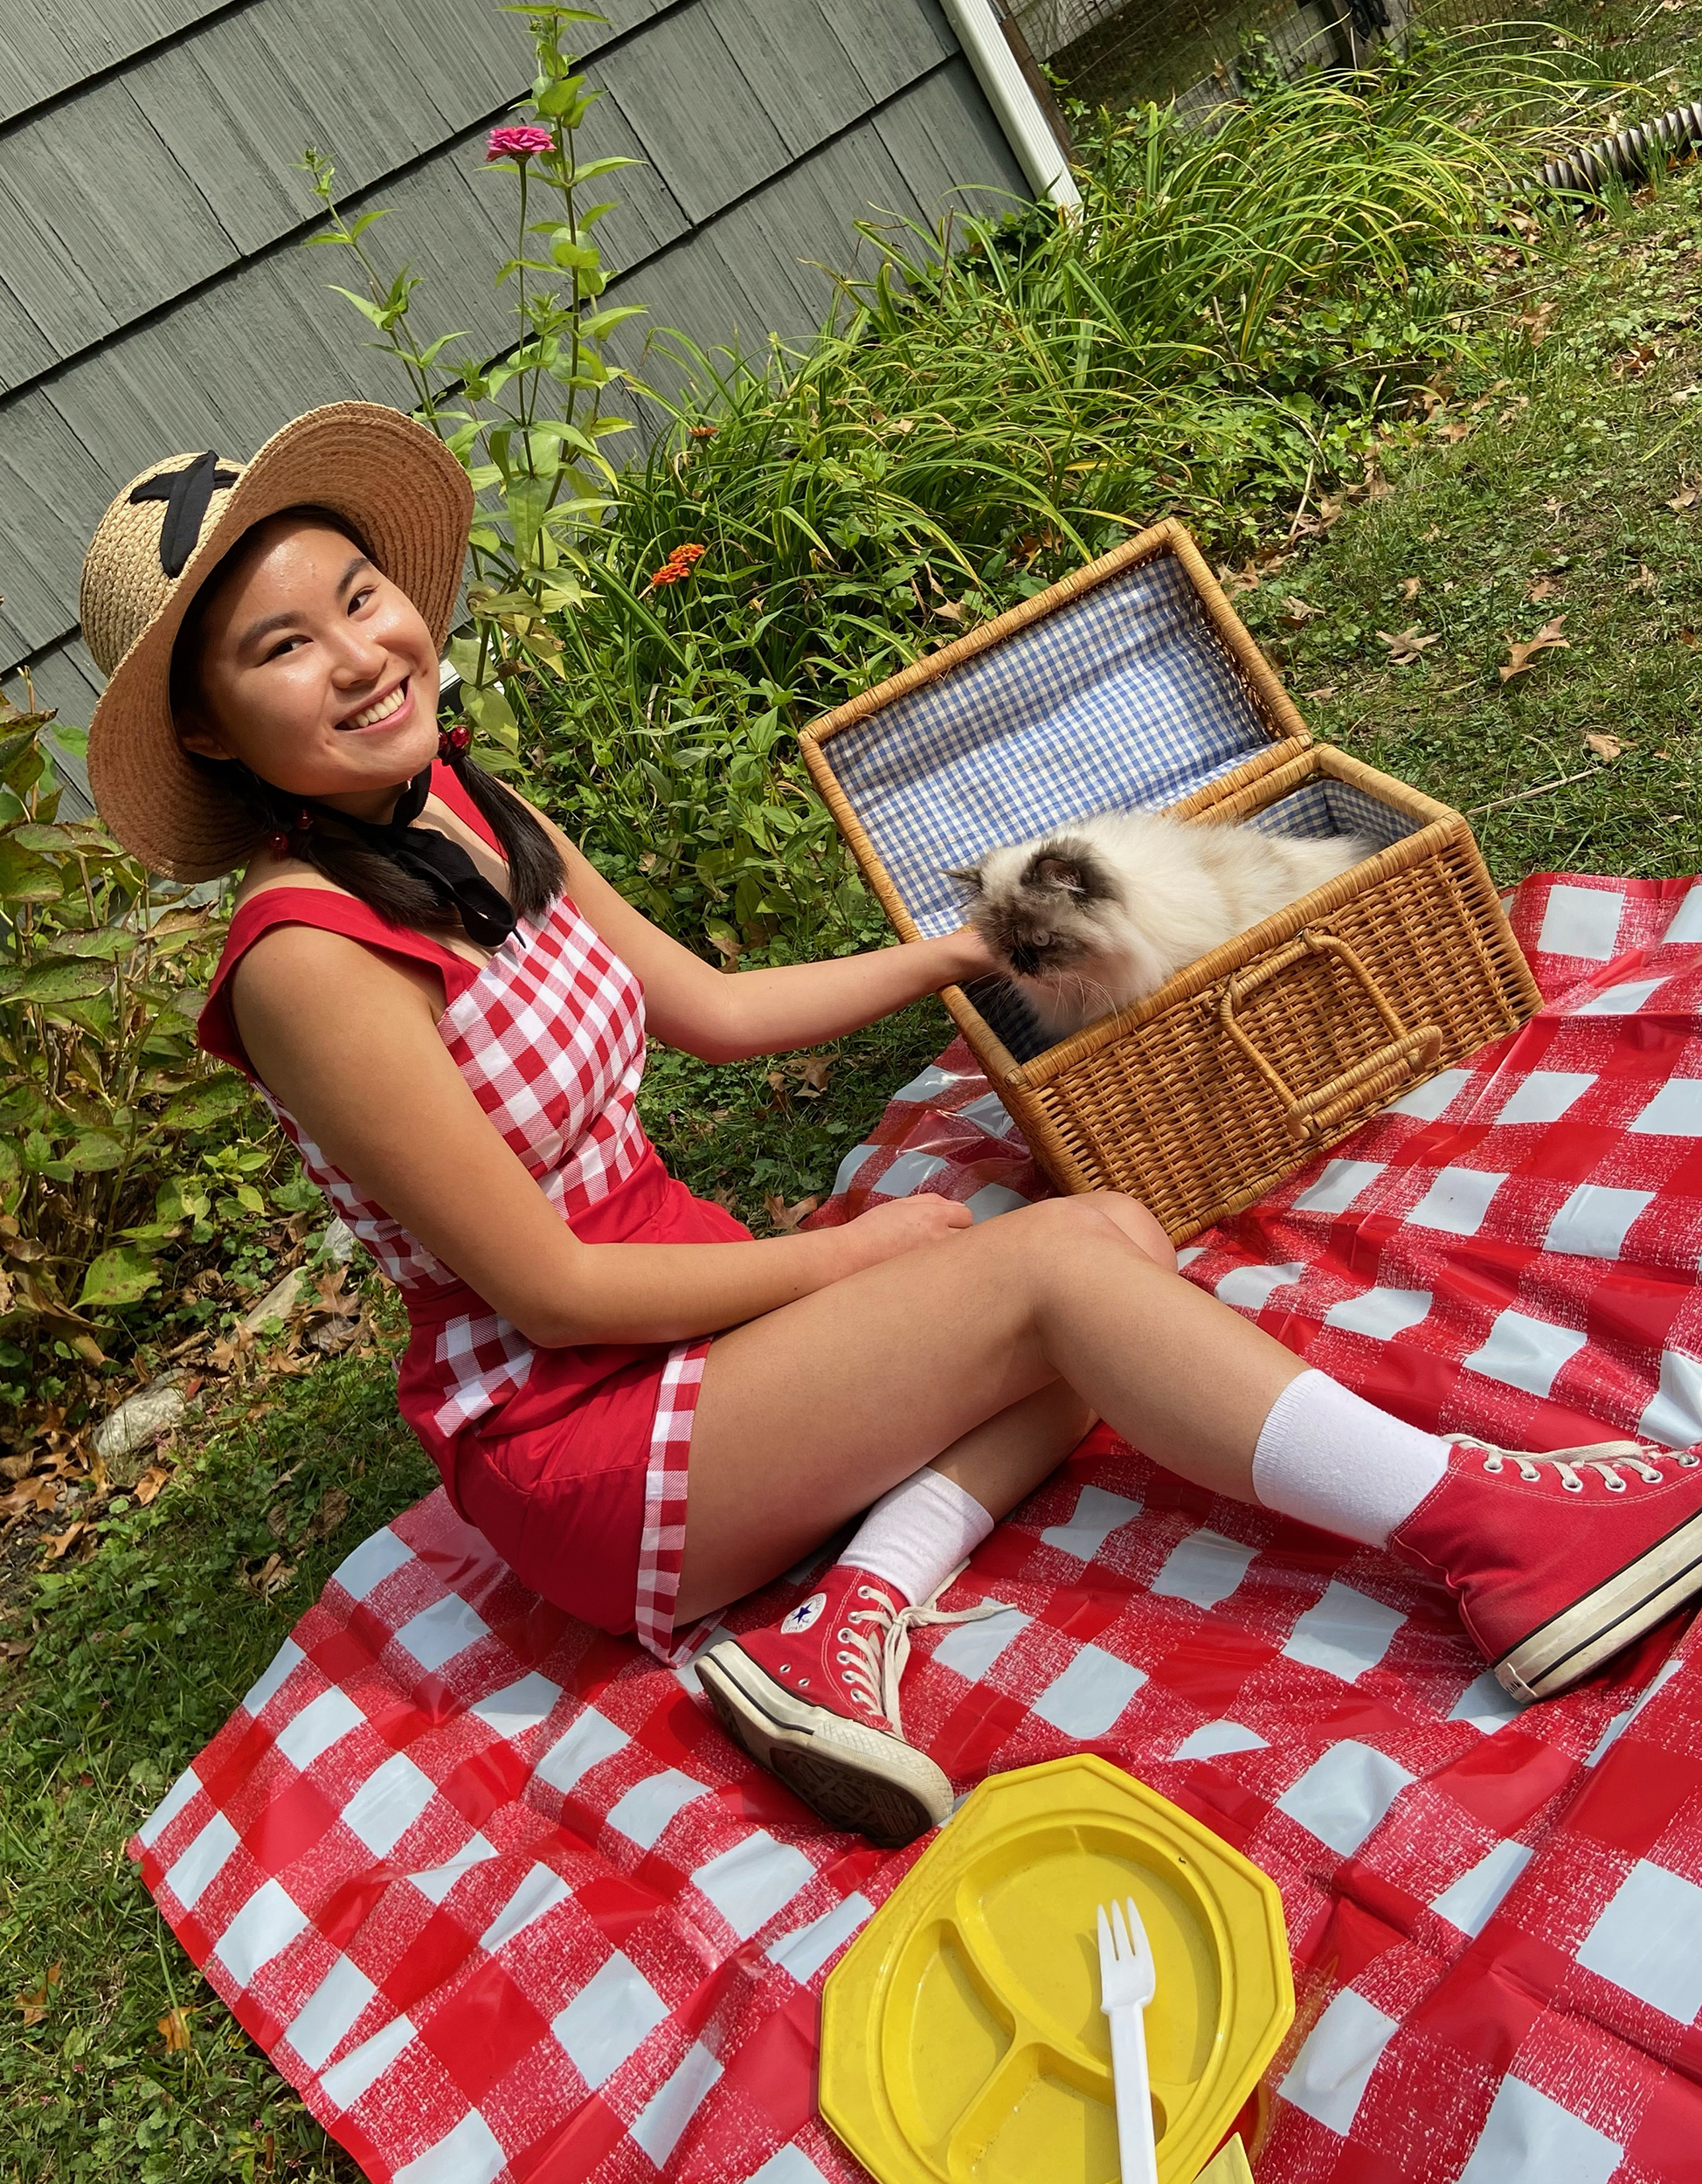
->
[[820, 1755, 1292, 2184]]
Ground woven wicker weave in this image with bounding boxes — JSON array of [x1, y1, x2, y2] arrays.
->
[[802, 520, 1539, 1241]]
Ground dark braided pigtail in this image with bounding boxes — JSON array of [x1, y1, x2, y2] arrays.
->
[[433, 729, 564, 923]]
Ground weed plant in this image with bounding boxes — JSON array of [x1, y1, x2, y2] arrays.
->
[[0, 702, 308, 1426]]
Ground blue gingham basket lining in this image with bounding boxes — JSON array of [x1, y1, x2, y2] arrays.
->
[[830, 554, 1281, 936], [1245, 778, 1419, 853]]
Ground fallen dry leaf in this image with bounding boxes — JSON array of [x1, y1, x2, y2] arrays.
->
[[157, 2006, 192, 2053], [1584, 732, 1623, 761], [1377, 626, 1442, 667], [933, 599, 967, 625], [1628, 563, 1657, 593], [132, 1466, 171, 1508], [1216, 563, 1261, 596], [41, 1522, 86, 1561], [239, 1552, 296, 1601], [15, 1963, 61, 2026], [307, 1315, 362, 1356], [1437, 419, 1476, 445], [1670, 485, 1700, 512], [308, 1487, 350, 1542], [1526, 576, 1563, 603], [1280, 595, 1324, 625], [764, 1193, 820, 1234], [796, 1057, 834, 1095], [1498, 615, 1570, 683], [1303, 685, 1339, 702], [1400, 576, 1422, 603]]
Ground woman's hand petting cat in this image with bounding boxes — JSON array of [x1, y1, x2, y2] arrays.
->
[[834, 1194, 973, 1275], [941, 924, 1000, 985]]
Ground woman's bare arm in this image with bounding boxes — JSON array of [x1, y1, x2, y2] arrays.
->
[[230, 924, 969, 1348], [524, 800, 995, 1063]]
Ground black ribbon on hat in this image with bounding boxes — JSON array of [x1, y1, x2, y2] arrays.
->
[[129, 450, 240, 577], [313, 762, 517, 947]]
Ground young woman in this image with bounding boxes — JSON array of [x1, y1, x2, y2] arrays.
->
[[82, 404, 1702, 1848]]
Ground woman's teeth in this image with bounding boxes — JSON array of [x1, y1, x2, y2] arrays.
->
[[346, 682, 407, 729]]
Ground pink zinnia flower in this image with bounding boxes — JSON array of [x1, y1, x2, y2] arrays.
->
[[487, 125, 553, 162]]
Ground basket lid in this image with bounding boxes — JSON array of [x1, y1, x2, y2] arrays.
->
[[813, 534, 1301, 938]]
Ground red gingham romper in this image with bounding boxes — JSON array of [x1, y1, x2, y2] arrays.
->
[[198, 762, 751, 1662]]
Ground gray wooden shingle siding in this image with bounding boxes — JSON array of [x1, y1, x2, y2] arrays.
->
[[0, 0, 1026, 819]]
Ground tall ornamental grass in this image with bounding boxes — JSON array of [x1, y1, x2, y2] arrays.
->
[[533, 32, 1611, 953]]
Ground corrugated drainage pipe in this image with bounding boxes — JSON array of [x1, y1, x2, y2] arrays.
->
[[1539, 100, 1702, 194]]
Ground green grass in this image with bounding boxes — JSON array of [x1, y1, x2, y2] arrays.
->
[[1235, 162, 1702, 878], [9, 87, 1702, 2184]]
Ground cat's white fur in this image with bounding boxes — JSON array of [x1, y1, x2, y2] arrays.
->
[[953, 808, 1374, 1041]]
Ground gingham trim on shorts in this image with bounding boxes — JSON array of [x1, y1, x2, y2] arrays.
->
[[633, 1339, 712, 1665]]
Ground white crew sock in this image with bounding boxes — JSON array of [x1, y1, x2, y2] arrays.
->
[[841, 1467, 995, 1605], [1250, 1369, 1450, 1547]]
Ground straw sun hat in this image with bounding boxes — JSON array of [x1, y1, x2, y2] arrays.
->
[[80, 401, 474, 881]]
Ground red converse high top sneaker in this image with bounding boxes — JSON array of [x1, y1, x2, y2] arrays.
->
[[696, 1564, 997, 1847], [1389, 1434, 1702, 1701]]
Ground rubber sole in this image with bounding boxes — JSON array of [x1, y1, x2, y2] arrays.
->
[[695, 1641, 952, 1849], [1496, 1503, 1702, 1700]]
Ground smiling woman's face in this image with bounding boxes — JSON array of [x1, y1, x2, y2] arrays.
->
[[175, 514, 440, 819]]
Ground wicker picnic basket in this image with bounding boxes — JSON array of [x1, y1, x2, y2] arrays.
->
[[800, 519, 1540, 1241]]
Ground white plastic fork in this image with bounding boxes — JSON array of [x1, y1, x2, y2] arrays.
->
[[1097, 1895, 1159, 2184]]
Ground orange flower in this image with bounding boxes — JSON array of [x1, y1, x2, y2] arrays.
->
[[648, 543, 706, 587]]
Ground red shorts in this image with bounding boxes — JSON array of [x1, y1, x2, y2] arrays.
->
[[439, 1171, 751, 1655]]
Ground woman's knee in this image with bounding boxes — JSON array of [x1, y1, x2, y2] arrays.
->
[[1087, 1190, 1177, 1270], [1009, 1189, 1176, 1270]]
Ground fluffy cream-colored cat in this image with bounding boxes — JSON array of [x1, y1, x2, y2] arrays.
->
[[948, 809, 1373, 1042]]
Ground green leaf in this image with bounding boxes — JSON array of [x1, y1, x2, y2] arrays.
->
[[52, 927, 139, 961], [578, 304, 647, 340], [0, 1137, 19, 1185], [461, 682, 520, 752], [78, 1245, 161, 1311], [550, 237, 601, 273], [62, 1130, 125, 1173], [272, 1172, 323, 1213], [156, 1178, 211, 1225], [1, 958, 112, 1006], [0, 839, 62, 904], [417, 329, 472, 367], [0, 725, 40, 782], [163, 1074, 253, 1130], [558, 156, 641, 183], [327, 284, 395, 329], [47, 724, 88, 759]]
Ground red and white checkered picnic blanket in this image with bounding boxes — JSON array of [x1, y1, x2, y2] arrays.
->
[[133, 871, 1702, 2184]]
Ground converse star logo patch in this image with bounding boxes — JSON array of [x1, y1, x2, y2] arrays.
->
[[780, 1592, 826, 1635]]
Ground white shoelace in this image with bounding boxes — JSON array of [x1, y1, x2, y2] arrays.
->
[[833, 1565, 1007, 1738], [1448, 1433, 1699, 1496]]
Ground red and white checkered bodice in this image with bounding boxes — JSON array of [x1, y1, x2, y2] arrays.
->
[[277, 893, 647, 1289], [262, 893, 650, 1438]]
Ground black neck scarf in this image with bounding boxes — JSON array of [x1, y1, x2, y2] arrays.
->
[[308, 761, 517, 948]]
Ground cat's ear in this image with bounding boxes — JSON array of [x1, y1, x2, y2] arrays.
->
[[944, 864, 985, 893], [1032, 854, 1088, 896]]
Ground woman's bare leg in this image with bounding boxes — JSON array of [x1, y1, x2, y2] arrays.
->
[[679, 1192, 1303, 1620]]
